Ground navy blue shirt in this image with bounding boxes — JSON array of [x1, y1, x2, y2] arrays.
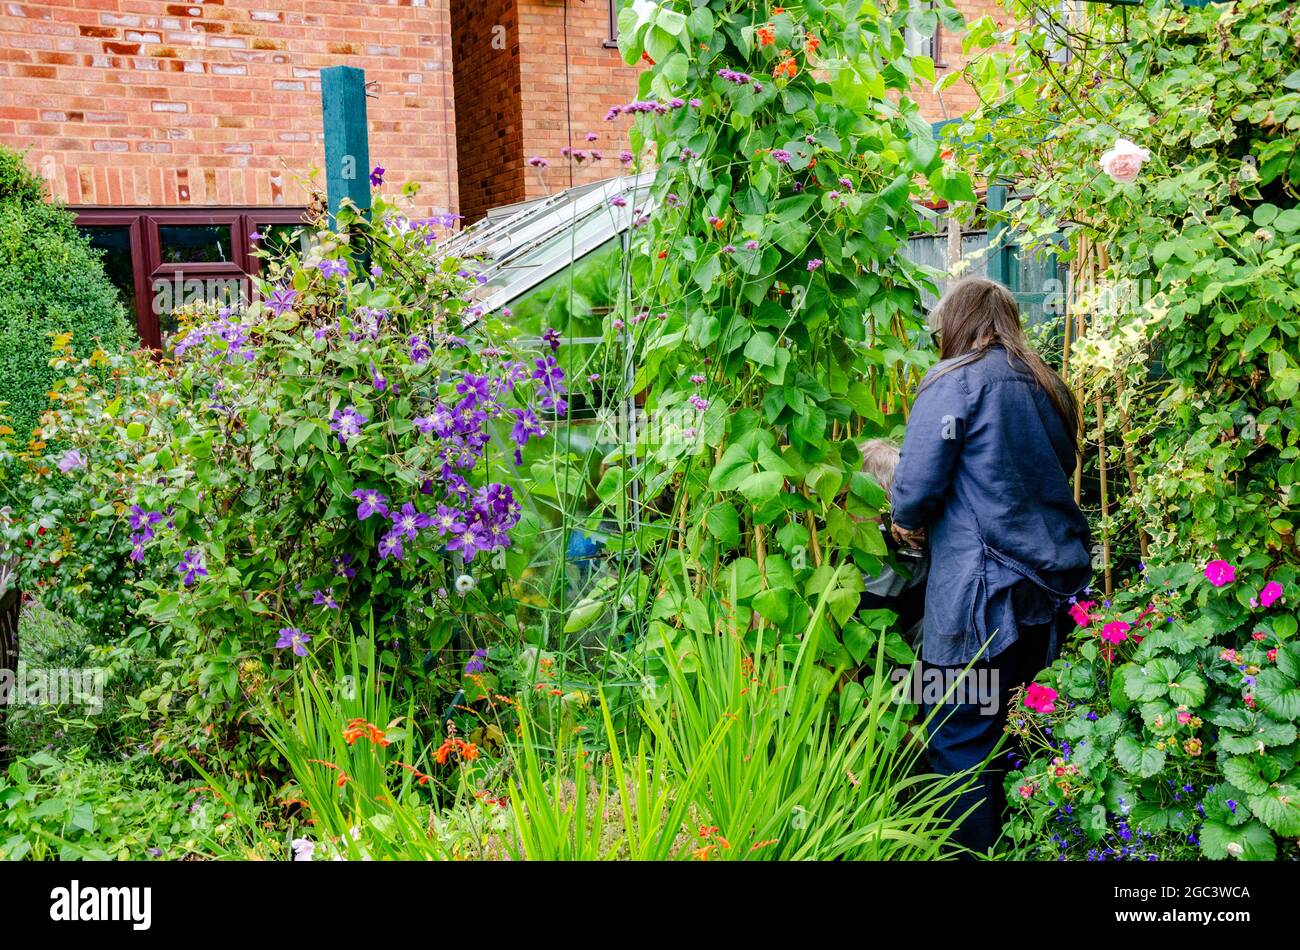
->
[[891, 346, 1091, 665]]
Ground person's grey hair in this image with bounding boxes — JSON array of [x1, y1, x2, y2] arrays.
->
[[859, 438, 901, 495]]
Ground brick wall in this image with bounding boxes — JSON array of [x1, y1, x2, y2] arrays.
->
[[449, 0, 524, 224], [452, 0, 641, 222], [516, 0, 639, 201], [0, 0, 458, 215], [0, 0, 1005, 221], [909, 0, 1008, 123]]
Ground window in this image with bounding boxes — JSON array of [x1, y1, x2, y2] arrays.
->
[[605, 0, 619, 48], [903, 3, 948, 68], [76, 208, 306, 350]]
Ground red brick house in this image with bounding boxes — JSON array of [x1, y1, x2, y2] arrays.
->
[[0, 0, 999, 344]]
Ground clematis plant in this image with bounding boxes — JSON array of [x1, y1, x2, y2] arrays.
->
[[22, 184, 564, 770]]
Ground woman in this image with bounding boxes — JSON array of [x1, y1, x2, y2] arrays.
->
[[890, 276, 1091, 855]]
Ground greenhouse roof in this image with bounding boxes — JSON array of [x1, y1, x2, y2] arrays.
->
[[444, 171, 657, 316]]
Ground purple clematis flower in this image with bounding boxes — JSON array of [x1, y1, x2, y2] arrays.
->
[[446, 522, 492, 562], [265, 287, 298, 316], [331, 406, 367, 445], [276, 627, 312, 657], [316, 258, 350, 280], [177, 548, 207, 586], [464, 648, 488, 675], [377, 531, 404, 561], [333, 553, 357, 579], [456, 373, 492, 405], [369, 165, 385, 187], [432, 504, 467, 537], [409, 335, 432, 365], [129, 505, 164, 540], [390, 502, 433, 541], [351, 488, 389, 521], [312, 588, 340, 610], [58, 449, 86, 473]]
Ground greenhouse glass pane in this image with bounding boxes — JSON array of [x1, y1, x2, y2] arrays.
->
[[447, 172, 654, 318]]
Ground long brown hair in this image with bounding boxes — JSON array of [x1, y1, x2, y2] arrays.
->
[[922, 276, 1079, 448]]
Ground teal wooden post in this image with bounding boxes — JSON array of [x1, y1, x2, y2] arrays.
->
[[986, 183, 1014, 287], [321, 65, 372, 229]]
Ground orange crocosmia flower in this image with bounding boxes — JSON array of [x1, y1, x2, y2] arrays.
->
[[773, 6, 785, 12], [692, 844, 714, 861], [435, 737, 480, 766], [757, 25, 775, 46]]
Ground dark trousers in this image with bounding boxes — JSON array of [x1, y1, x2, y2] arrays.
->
[[921, 618, 1058, 856]]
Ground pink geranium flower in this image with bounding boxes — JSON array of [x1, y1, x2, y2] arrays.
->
[[1101, 620, 1131, 644], [1204, 560, 1236, 587], [1259, 581, 1283, 607], [1024, 682, 1058, 714]]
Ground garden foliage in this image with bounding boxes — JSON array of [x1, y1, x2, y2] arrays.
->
[[956, 0, 1300, 858], [0, 147, 133, 445]]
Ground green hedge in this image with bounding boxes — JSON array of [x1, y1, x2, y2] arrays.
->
[[0, 148, 134, 444]]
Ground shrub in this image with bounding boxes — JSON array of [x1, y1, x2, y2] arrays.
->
[[0, 147, 134, 445], [1003, 560, 1299, 861], [0, 749, 257, 860]]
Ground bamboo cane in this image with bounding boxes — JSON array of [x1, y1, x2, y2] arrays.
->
[[1088, 243, 1113, 596]]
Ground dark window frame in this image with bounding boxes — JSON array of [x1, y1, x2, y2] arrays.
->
[[75, 207, 306, 350], [604, 0, 619, 48]]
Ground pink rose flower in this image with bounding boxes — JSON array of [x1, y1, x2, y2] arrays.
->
[[1259, 581, 1283, 607], [1099, 138, 1150, 184], [1101, 620, 1131, 644], [1024, 682, 1058, 714], [1204, 559, 1236, 587]]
